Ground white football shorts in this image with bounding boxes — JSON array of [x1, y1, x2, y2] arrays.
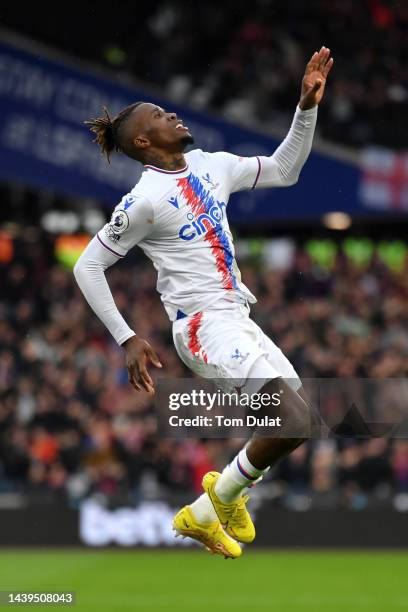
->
[[172, 299, 301, 394]]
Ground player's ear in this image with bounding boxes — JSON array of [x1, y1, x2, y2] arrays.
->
[[134, 135, 150, 150]]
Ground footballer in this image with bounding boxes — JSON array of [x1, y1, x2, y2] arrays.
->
[[74, 47, 333, 558]]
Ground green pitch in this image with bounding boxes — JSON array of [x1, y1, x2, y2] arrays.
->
[[1, 550, 407, 611]]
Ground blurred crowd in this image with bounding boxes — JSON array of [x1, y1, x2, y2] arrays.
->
[[4, 0, 408, 149], [1, 228, 408, 511]]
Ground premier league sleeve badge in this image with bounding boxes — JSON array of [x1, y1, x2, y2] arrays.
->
[[109, 209, 129, 234]]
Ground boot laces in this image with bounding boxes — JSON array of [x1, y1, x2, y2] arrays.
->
[[222, 495, 249, 528]]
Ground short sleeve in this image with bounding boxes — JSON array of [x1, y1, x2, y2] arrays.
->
[[212, 152, 261, 193], [96, 193, 154, 258]]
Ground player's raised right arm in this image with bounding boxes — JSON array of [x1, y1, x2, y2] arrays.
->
[[222, 47, 333, 193]]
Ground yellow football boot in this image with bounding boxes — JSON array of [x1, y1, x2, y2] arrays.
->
[[202, 471, 256, 544], [172, 505, 242, 559]]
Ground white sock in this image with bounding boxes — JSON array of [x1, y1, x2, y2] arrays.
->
[[215, 448, 268, 503], [189, 494, 218, 525]]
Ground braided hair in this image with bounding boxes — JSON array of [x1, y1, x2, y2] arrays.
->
[[85, 102, 144, 163]]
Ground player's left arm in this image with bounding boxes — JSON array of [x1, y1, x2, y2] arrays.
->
[[229, 46, 333, 192]]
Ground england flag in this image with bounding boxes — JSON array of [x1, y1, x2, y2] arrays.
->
[[359, 147, 408, 211]]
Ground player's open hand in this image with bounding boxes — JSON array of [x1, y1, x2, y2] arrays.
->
[[299, 46, 333, 110], [122, 336, 163, 394]]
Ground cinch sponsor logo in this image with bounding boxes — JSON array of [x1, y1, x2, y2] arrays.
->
[[178, 200, 227, 241]]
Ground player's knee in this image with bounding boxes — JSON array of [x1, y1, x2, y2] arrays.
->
[[260, 377, 314, 439]]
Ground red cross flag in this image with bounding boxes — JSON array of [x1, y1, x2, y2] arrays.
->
[[359, 147, 408, 211]]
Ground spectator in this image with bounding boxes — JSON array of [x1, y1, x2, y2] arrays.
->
[[0, 227, 407, 507]]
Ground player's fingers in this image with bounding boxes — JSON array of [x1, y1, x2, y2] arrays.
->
[[139, 379, 154, 394], [146, 346, 163, 369], [305, 52, 318, 73], [131, 351, 154, 393], [128, 370, 142, 392], [321, 46, 330, 60], [141, 378, 155, 394], [137, 353, 153, 385], [140, 363, 153, 387], [317, 47, 328, 70], [139, 365, 155, 394], [305, 52, 317, 69], [133, 367, 152, 393], [323, 57, 334, 77], [132, 380, 143, 392], [322, 49, 331, 69], [127, 362, 143, 391]]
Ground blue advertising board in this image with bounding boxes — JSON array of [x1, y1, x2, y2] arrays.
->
[[0, 32, 391, 223]]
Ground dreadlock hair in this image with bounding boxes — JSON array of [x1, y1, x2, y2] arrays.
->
[[85, 101, 144, 163]]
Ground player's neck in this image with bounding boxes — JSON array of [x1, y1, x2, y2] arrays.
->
[[143, 151, 186, 171]]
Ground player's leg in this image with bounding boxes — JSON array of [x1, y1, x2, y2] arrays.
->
[[204, 345, 317, 543], [172, 312, 222, 525], [171, 304, 291, 548], [188, 494, 217, 523], [173, 305, 313, 546], [219, 316, 315, 471], [171, 311, 243, 557], [246, 378, 312, 468], [202, 377, 312, 544], [210, 342, 309, 489]]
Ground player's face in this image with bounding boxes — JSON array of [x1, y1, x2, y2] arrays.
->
[[132, 103, 194, 152]]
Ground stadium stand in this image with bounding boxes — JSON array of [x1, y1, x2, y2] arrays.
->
[[2, 0, 408, 149], [1, 215, 407, 510]]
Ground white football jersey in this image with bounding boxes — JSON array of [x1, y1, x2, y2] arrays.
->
[[98, 149, 262, 320], [75, 106, 317, 344]]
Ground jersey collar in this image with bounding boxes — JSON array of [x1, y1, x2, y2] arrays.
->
[[144, 163, 189, 175]]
